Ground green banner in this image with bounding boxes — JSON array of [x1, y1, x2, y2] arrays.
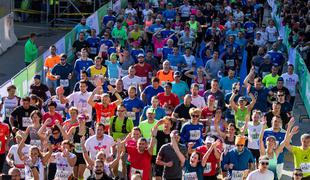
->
[[65, 30, 76, 63], [97, 3, 110, 33], [12, 69, 28, 97], [121, 0, 128, 9]]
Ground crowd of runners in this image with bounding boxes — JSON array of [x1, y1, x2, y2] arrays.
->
[[2, 0, 310, 179]]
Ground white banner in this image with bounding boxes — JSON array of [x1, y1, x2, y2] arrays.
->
[[0, 13, 17, 55], [55, 37, 65, 55], [86, 11, 99, 35], [113, 0, 121, 15]]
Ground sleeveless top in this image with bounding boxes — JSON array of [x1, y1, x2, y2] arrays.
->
[[157, 70, 174, 86], [1, 96, 20, 119], [145, 20, 153, 29], [267, 151, 278, 179], [235, 107, 248, 130], [73, 126, 89, 154], [29, 126, 41, 147], [194, 77, 206, 96]]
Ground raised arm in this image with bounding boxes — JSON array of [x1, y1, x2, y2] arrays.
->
[[247, 93, 256, 111], [108, 85, 123, 106], [81, 136, 94, 168], [171, 134, 185, 167], [201, 140, 220, 167], [88, 86, 101, 107], [259, 118, 267, 156], [214, 110, 226, 139], [41, 144, 53, 165], [243, 66, 255, 88], [184, 68, 196, 79], [284, 117, 299, 152], [229, 92, 238, 112]]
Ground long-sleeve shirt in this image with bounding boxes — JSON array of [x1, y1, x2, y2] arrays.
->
[[24, 39, 38, 63]]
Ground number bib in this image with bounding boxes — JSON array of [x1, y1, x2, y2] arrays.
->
[[19, 168, 25, 179], [127, 112, 136, 120], [90, 47, 97, 55], [184, 172, 198, 180], [203, 163, 212, 174], [236, 120, 245, 129], [60, 79, 69, 87], [130, 167, 143, 177], [74, 143, 83, 153], [30, 140, 41, 147], [140, 77, 147, 84], [22, 117, 32, 128], [300, 163, 310, 173], [189, 130, 201, 140], [55, 170, 72, 179], [100, 116, 110, 126], [5, 108, 13, 118], [226, 59, 235, 67], [231, 170, 244, 180]]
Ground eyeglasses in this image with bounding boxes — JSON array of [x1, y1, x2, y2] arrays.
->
[[260, 162, 269, 165], [294, 173, 303, 176], [191, 115, 200, 118], [236, 144, 244, 147]]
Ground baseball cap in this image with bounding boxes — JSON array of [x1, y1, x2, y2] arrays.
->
[[174, 71, 181, 77], [137, 53, 144, 58], [205, 136, 215, 144], [167, 2, 173, 6], [147, 107, 156, 114], [266, 135, 277, 141], [277, 77, 284, 82], [34, 74, 41, 80], [238, 96, 247, 102], [207, 95, 215, 100]]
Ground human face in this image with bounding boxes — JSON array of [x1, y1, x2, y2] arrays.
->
[[164, 85, 172, 94], [96, 125, 104, 138], [30, 148, 39, 160], [228, 125, 235, 135], [101, 96, 110, 104], [128, 88, 136, 98], [81, 50, 88, 58], [31, 113, 40, 124], [266, 138, 276, 148], [151, 98, 159, 107], [50, 47, 56, 55], [190, 153, 199, 166], [9, 169, 21, 180], [288, 66, 294, 74], [79, 83, 88, 93], [52, 130, 60, 139], [147, 112, 155, 120], [254, 80, 262, 89], [60, 57, 66, 65], [271, 66, 278, 75], [272, 103, 281, 112], [236, 144, 244, 152], [228, 70, 235, 78], [94, 161, 104, 175], [79, 33, 85, 40], [184, 95, 192, 105], [191, 87, 199, 96], [213, 52, 219, 59], [163, 61, 170, 70], [293, 171, 303, 180], [133, 130, 141, 140], [191, 113, 200, 122], [129, 67, 136, 76], [152, 81, 159, 89], [277, 92, 285, 101], [22, 100, 30, 109], [116, 80, 123, 90], [211, 81, 219, 91], [272, 117, 282, 129], [252, 112, 261, 122], [8, 88, 16, 96], [95, 58, 102, 66], [69, 110, 78, 120], [277, 81, 284, 88], [80, 73, 87, 80], [259, 161, 269, 171], [163, 120, 172, 131], [301, 137, 310, 149], [117, 107, 126, 117], [34, 78, 40, 85], [138, 56, 144, 63], [137, 139, 147, 152]]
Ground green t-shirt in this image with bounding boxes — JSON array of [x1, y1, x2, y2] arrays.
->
[[234, 107, 248, 130], [111, 27, 128, 47], [24, 39, 38, 63], [139, 120, 158, 155], [110, 116, 134, 141], [262, 74, 279, 88], [292, 146, 310, 177]]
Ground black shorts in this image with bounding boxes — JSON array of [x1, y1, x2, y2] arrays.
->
[[249, 148, 260, 163], [0, 153, 5, 173], [155, 164, 164, 177], [75, 153, 86, 165]]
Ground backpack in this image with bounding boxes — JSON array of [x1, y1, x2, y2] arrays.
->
[[111, 116, 128, 134]]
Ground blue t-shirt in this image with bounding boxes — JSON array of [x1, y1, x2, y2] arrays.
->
[[163, 9, 177, 21], [141, 105, 166, 121], [162, 47, 173, 60], [267, 51, 285, 66], [263, 128, 287, 164], [123, 97, 145, 126], [167, 54, 186, 67], [219, 76, 238, 95], [102, 15, 116, 26], [243, 21, 256, 37], [87, 37, 100, 55], [161, 29, 174, 38], [224, 93, 241, 121], [184, 160, 204, 180], [51, 63, 73, 86], [180, 122, 204, 148], [172, 81, 189, 103], [221, 148, 254, 174], [142, 85, 165, 105], [250, 86, 270, 112], [74, 59, 94, 80], [105, 61, 120, 79], [100, 39, 114, 48], [149, 24, 164, 33], [108, 47, 117, 55], [131, 48, 145, 62]]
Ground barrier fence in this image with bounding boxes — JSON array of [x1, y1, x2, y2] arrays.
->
[[0, 13, 17, 55], [268, 0, 310, 115], [0, 0, 128, 97]]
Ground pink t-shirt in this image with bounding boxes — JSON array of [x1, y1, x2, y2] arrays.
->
[[152, 36, 169, 57]]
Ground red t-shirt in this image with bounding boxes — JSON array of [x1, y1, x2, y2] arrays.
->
[[42, 112, 63, 127], [196, 145, 220, 176], [0, 123, 10, 154], [134, 63, 153, 85], [157, 92, 180, 109], [127, 146, 152, 180], [94, 103, 117, 132], [62, 120, 79, 132], [125, 139, 137, 163], [201, 107, 215, 119]]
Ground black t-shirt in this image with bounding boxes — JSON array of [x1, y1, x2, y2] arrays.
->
[[270, 86, 290, 101], [156, 130, 171, 154], [73, 40, 90, 53], [87, 174, 113, 180], [265, 111, 289, 129], [109, 90, 128, 102], [30, 83, 49, 101], [10, 105, 39, 130], [74, 80, 95, 92], [174, 103, 196, 120]]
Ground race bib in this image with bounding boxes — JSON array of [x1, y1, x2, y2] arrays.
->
[[74, 143, 83, 153], [30, 140, 41, 147], [300, 163, 310, 173], [198, 84, 204, 91], [131, 167, 143, 177], [237, 120, 245, 129], [189, 130, 201, 140], [127, 112, 136, 120], [90, 47, 97, 55], [204, 163, 212, 174], [140, 77, 147, 84], [231, 170, 244, 180], [250, 132, 259, 141], [5, 108, 13, 118], [55, 170, 72, 180], [19, 168, 25, 179], [226, 59, 235, 67], [184, 172, 198, 180], [100, 116, 110, 126], [60, 79, 69, 87], [22, 117, 32, 127]]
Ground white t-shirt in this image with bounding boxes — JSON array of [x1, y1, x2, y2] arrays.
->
[[183, 55, 196, 69], [122, 75, 142, 90], [24, 157, 44, 180], [85, 135, 115, 160], [191, 95, 206, 109], [125, 8, 137, 16], [247, 123, 263, 150], [254, 38, 266, 47], [246, 169, 274, 180], [8, 144, 31, 165], [281, 73, 299, 96], [53, 152, 76, 180], [233, 11, 244, 22], [67, 91, 92, 121], [266, 26, 277, 42], [179, 5, 191, 17]]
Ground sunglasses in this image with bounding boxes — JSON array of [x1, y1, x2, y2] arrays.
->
[[260, 162, 269, 165], [236, 144, 244, 147], [277, 94, 284, 97], [191, 115, 200, 118], [61, 58, 66, 61], [294, 173, 303, 176], [118, 110, 126, 112], [52, 131, 60, 135]]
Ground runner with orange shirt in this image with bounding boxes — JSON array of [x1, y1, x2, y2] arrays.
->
[[44, 45, 61, 94]]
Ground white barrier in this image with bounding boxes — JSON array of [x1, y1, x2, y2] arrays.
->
[[0, 13, 17, 55]]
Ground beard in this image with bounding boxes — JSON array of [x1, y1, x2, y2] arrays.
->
[[95, 170, 103, 175]]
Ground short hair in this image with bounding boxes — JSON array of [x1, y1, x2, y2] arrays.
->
[[132, 127, 141, 133], [138, 137, 148, 143], [96, 122, 105, 129], [189, 107, 202, 116], [80, 80, 88, 86], [69, 107, 78, 114], [211, 79, 218, 84], [152, 77, 160, 83], [8, 167, 21, 176], [22, 96, 31, 102], [7, 85, 16, 91], [254, 77, 262, 82], [191, 83, 199, 89], [288, 64, 294, 69], [301, 134, 310, 141], [30, 33, 36, 38], [94, 56, 102, 61], [48, 101, 57, 107], [60, 53, 67, 59]]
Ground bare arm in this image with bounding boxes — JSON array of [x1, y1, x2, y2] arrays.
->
[[247, 93, 256, 111], [259, 120, 266, 156], [229, 93, 238, 112], [171, 135, 185, 167]]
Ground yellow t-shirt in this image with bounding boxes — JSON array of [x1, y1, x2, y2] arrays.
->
[[88, 65, 107, 78], [262, 74, 279, 88], [291, 146, 310, 177]]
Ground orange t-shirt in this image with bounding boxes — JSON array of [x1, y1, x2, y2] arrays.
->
[[44, 55, 61, 80], [94, 102, 117, 132], [0, 123, 10, 154], [156, 70, 174, 86]]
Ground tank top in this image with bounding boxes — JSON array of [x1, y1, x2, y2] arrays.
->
[[1, 96, 20, 119], [157, 70, 174, 86], [194, 77, 206, 96], [25, 158, 44, 180], [131, 30, 142, 41], [189, 21, 198, 33], [267, 152, 278, 179], [224, 136, 236, 154], [73, 126, 89, 154], [234, 107, 248, 130], [29, 126, 41, 147], [63, 120, 79, 132]]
